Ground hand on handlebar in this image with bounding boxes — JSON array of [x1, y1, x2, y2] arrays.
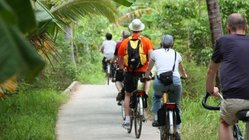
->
[[208, 87, 220, 97]]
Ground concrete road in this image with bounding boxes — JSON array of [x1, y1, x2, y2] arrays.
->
[[56, 83, 160, 140]]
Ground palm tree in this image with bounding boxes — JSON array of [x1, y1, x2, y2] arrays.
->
[[37, 0, 133, 66], [0, 0, 133, 95], [206, 0, 223, 87], [206, 0, 223, 48]]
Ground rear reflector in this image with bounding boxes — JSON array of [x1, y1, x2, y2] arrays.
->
[[166, 103, 177, 109], [137, 91, 145, 96]]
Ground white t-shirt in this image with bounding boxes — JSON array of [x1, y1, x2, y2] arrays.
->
[[151, 48, 182, 78], [101, 40, 116, 59]]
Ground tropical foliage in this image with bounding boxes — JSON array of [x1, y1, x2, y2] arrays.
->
[[1, 0, 249, 139]]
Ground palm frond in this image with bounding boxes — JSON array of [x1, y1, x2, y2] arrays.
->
[[50, 0, 118, 23], [30, 33, 61, 66], [117, 8, 152, 25], [0, 76, 17, 97]]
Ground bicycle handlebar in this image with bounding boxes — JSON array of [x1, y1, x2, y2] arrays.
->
[[202, 93, 220, 111], [140, 77, 155, 82]]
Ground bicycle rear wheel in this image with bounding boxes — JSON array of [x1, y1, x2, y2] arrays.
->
[[164, 110, 177, 140], [160, 125, 167, 140], [233, 124, 243, 140], [121, 101, 125, 120], [127, 110, 134, 133], [134, 97, 143, 138], [106, 64, 110, 85]]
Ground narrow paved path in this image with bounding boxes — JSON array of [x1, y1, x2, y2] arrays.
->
[[56, 83, 159, 140]]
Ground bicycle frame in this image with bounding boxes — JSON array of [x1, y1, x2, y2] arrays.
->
[[126, 77, 148, 138], [202, 93, 249, 140], [161, 91, 177, 136]]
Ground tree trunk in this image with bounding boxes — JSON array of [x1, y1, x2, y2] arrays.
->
[[64, 23, 76, 67], [206, 0, 223, 48], [206, 0, 223, 87]]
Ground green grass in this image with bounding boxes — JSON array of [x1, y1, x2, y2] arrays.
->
[[181, 96, 219, 140], [0, 89, 68, 140]]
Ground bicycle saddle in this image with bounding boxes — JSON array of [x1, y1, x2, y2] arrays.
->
[[237, 109, 249, 122]]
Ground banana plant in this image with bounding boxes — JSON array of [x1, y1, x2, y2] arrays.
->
[[0, 0, 134, 96], [0, 0, 45, 95]]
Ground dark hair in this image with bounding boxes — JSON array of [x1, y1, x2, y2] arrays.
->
[[132, 31, 141, 34], [105, 33, 112, 40], [161, 43, 172, 49], [227, 14, 247, 32]]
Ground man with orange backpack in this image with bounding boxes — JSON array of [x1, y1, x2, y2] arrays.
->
[[118, 19, 154, 128]]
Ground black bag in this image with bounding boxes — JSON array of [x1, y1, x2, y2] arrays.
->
[[158, 50, 176, 86]]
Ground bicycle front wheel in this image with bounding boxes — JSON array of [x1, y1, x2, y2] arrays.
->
[[134, 97, 143, 138]]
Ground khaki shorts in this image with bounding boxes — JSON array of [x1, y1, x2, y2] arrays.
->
[[220, 99, 249, 125]]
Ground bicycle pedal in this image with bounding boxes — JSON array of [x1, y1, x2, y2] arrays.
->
[[142, 118, 147, 122]]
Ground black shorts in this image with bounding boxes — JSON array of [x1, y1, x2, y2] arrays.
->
[[124, 72, 144, 93], [115, 70, 124, 82]]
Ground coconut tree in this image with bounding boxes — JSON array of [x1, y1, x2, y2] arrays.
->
[[206, 0, 223, 48], [0, 0, 134, 96], [206, 0, 223, 87]]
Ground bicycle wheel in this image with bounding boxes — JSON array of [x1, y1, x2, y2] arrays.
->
[[165, 110, 177, 140], [233, 124, 243, 140], [134, 97, 143, 138], [127, 110, 133, 133], [121, 101, 125, 120], [107, 64, 110, 85], [160, 125, 167, 140]]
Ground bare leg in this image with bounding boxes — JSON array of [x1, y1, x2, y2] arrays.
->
[[124, 92, 131, 116], [219, 118, 233, 140], [144, 81, 151, 94], [115, 81, 123, 92]]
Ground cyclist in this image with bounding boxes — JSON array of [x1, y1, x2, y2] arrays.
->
[[100, 33, 116, 72], [145, 35, 187, 139], [206, 13, 249, 140], [114, 31, 131, 105], [118, 19, 154, 128]]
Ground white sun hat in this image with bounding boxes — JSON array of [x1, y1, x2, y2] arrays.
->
[[129, 19, 145, 31]]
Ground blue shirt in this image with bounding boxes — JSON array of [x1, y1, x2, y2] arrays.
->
[[212, 34, 249, 100]]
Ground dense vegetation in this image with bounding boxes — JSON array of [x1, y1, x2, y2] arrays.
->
[[1, 0, 249, 139]]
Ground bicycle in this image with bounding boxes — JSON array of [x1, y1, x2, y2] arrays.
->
[[157, 88, 179, 140], [125, 77, 149, 139], [105, 59, 114, 85], [202, 92, 249, 140]]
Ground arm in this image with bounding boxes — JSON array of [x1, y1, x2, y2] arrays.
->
[[100, 46, 104, 53], [119, 56, 124, 70], [145, 59, 155, 78], [179, 63, 187, 78], [206, 60, 220, 96]]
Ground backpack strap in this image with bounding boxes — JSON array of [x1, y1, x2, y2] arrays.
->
[[172, 51, 177, 71]]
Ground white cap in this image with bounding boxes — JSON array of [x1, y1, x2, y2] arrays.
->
[[129, 19, 145, 31]]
